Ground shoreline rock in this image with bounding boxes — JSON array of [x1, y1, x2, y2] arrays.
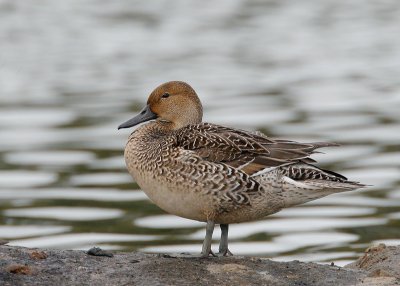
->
[[1, 244, 399, 286]]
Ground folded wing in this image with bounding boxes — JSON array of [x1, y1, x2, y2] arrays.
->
[[175, 122, 338, 177]]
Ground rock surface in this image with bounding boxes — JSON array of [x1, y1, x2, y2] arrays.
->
[[1, 244, 399, 286]]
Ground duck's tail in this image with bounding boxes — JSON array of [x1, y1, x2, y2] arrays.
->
[[279, 164, 366, 208]]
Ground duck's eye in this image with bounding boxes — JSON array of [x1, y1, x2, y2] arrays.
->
[[161, 93, 170, 99]]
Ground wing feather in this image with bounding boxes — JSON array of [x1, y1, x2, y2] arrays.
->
[[175, 123, 338, 176]]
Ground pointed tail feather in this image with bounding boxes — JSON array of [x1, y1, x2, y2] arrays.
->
[[302, 179, 367, 190], [281, 176, 365, 208]]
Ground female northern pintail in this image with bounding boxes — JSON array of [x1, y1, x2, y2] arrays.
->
[[118, 81, 364, 257]]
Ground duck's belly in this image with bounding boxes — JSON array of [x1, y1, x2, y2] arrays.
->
[[134, 173, 214, 222], [215, 203, 283, 224], [132, 173, 283, 224]]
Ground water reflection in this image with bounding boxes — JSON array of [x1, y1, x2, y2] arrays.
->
[[0, 225, 71, 239], [141, 232, 359, 256], [0, 170, 57, 188], [0, 0, 399, 265], [4, 207, 124, 221], [188, 218, 387, 239], [69, 172, 133, 186], [0, 188, 148, 201], [4, 151, 95, 166], [7, 233, 160, 249]]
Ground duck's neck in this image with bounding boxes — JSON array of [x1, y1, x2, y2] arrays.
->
[[129, 121, 167, 141], [130, 120, 187, 152]]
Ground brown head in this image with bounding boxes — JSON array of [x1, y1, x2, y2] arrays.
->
[[118, 81, 203, 130]]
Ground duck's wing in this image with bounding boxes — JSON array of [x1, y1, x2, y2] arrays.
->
[[175, 123, 338, 177]]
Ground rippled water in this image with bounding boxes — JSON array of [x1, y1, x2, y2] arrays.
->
[[1, 0, 399, 266]]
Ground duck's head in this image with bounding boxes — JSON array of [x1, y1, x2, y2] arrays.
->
[[118, 81, 203, 130]]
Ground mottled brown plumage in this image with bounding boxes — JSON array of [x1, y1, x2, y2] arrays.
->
[[119, 81, 365, 257]]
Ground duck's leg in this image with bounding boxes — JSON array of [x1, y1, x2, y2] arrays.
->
[[218, 224, 233, 256], [201, 220, 216, 257]]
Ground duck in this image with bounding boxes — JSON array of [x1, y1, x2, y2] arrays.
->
[[118, 81, 365, 257]]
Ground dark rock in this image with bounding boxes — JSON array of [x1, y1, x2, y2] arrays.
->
[[87, 247, 114, 258]]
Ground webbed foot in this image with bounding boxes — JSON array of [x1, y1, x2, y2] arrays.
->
[[201, 249, 217, 258], [218, 248, 233, 256]]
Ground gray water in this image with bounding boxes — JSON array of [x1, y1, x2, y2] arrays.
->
[[0, 0, 399, 266]]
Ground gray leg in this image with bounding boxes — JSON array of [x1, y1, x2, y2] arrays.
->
[[201, 220, 216, 257], [219, 224, 233, 256]]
